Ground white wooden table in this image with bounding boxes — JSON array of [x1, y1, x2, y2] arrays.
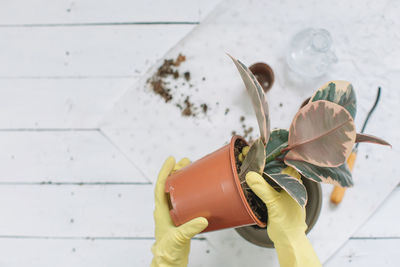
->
[[0, 1, 399, 266]]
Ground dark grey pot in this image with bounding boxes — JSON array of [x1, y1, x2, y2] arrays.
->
[[234, 177, 322, 248]]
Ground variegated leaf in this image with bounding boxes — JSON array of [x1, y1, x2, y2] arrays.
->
[[310, 80, 357, 119], [239, 138, 266, 179], [264, 161, 307, 207], [285, 159, 353, 187], [265, 129, 289, 162], [228, 54, 270, 144], [356, 133, 391, 147], [285, 100, 356, 167]]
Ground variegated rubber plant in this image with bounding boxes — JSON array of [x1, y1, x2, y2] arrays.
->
[[230, 56, 391, 209]]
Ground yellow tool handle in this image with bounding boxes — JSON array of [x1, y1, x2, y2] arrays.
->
[[330, 151, 357, 204]]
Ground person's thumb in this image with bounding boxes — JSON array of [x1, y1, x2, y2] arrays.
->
[[173, 217, 208, 244], [246, 171, 280, 205], [172, 157, 191, 173]]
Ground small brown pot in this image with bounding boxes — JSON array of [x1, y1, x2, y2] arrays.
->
[[300, 97, 311, 109], [165, 136, 266, 232], [249, 62, 275, 93]]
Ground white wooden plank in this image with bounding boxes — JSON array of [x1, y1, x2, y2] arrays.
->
[[0, 131, 147, 183], [0, 0, 218, 24], [1, 237, 398, 267], [1, 182, 397, 265], [325, 239, 400, 266], [0, 185, 153, 237], [0, 25, 193, 77], [353, 186, 400, 238], [0, 238, 221, 267], [0, 184, 277, 266], [0, 78, 134, 128]]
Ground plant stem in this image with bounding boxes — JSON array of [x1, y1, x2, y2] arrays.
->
[[280, 146, 290, 153]]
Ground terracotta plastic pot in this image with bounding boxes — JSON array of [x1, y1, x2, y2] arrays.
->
[[235, 177, 322, 247], [165, 136, 266, 232]]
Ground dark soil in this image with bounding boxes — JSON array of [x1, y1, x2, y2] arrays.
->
[[233, 139, 247, 172], [174, 54, 186, 66], [148, 53, 256, 143], [234, 139, 268, 224], [231, 116, 254, 142], [200, 103, 208, 114], [147, 53, 208, 117], [184, 72, 191, 81], [150, 79, 172, 102], [182, 96, 193, 117]]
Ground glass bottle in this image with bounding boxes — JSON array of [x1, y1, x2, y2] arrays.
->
[[286, 28, 338, 78]]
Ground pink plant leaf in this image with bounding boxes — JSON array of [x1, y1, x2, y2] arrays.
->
[[228, 54, 270, 144], [285, 100, 356, 167], [355, 133, 391, 147], [310, 80, 357, 119]]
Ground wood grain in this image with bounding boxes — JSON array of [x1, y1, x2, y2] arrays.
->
[[0, 131, 148, 183], [0, 184, 153, 237], [0, 238, 217, 267], [0, 78, 134, 128], [0, 25, 193, 77], [325, 239, 400, 266], [354, 186, 400, 238], [0, 0, 218, 24]]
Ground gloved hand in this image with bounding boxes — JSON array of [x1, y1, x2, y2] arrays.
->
[[246, 171, 321, 267], [151, 156, 208, 267]]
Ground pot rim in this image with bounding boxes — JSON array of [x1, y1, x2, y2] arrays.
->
[[230, 135, 267, 228]]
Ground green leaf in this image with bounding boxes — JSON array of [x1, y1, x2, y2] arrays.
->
[[266, 129, 289, 160], [264, 161, 307, 207], [311, 80, 357, 119], [228, 54, 270, 144], [356, 133, 391, 147], [239, 139, 266, 179], [285, 100, 356, 167], [285, 159, 353, 187]]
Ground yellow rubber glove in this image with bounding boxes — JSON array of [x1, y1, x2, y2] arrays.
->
[[246, 171, 321, 267], [151, 156, 208, 267]]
